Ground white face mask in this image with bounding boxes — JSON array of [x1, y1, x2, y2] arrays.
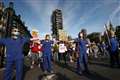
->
[[12, 31, 20, 36], [11, 28, 20, 39], [12, 36, 18, 39], [80, 33, 83, 38]]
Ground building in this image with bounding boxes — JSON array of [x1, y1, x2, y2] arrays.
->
[[0, 2, 5, 37], [12, 14, 31, 37], [0, 2, 31, 67], [2, 2, 31, 37], [51, 9, 63, 39]]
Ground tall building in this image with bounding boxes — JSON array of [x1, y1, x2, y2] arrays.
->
[[0, 2, 31, 66], [0, 2, 4, 20], [0, 2, 31, 37], [51, 9, 63, 39], [0, 2, 5, 37]]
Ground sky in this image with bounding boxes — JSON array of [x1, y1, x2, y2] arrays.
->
[[3, 0, 120, 38]]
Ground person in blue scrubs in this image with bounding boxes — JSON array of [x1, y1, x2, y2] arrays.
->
[[109, 31, 120, 68], [41, 34, 54, 74], [0, 27, 30, 80], [76, 30, 89, 75]]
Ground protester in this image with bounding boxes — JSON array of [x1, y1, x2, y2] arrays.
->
[[101, 41, 109, 57], [52, 43, 59, 62], [92, 42, 99, 58], [109, 31, 120, 68], [0, 27, 30, 80], [58, 41, 67, 64], [70, 43, 76, 62], [29, 29, 43, 69], [67, 42, 73, 63], [41, 34, 54, 74], [76, 29, 89, 75]]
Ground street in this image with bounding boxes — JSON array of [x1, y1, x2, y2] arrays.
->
[[0, 0, 120, 80], [0, 57, 120, 80]]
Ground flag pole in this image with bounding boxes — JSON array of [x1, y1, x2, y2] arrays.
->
[[104, 24, 111, 47]]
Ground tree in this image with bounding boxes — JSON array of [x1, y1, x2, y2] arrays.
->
[[68, 35, 72, 41], [116, 26, 120, 40], [87, 32, 101, 43]]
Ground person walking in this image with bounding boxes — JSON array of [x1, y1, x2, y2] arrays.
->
[[109, 31, 120, 68], [0, 27, 30, 80], [41, 34, 54, 74], [76, 29, 89, 75]]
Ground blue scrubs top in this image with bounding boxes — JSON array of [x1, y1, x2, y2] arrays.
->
[[77, 38, 88, 55], [41, 40, 53, 56], [0, 37, 29, 60], [110, 37, 119, 52]]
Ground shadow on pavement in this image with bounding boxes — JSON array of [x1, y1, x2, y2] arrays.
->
[[84, 71, 111, 80], [89, 61, 110, 68], [54, 61, 76, 73], [22, 64, 30, 80], [55, 61, 111, 80], [38, 73, 70, 80], [89, 61, 120, 69], [12, 64, 30, 80]]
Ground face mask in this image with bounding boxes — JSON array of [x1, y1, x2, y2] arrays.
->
[[12, 31, 20, 36], [80, 33, 83, 38], [12, 36, 18, 39], [11, 31, 20, 39]]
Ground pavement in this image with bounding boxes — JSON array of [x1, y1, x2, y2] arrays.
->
[[0, 57, 120, 80]]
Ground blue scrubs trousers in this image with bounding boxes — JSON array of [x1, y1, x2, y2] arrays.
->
[[4, 58, 23, 80], [43, 55, 52, 72], [76, 53, 88, 73]]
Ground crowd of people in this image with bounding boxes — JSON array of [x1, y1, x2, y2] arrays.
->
[[0, 27, 120, 80]]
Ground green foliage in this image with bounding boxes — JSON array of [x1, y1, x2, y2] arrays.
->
[[87, 32, 100, 43], [116, 26, 120, 39], [23, 43, 30, 56]]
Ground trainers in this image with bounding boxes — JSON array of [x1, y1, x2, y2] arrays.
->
[[50, 70, 54, 74], [44, 71, 48, 74], [78, 71, 82, 75], [30, 65, 34, 69], [46, 74, 56, 79], [76, 71, 82, 75], [38, 64, 40, 68], [70, 60, 73, 63]]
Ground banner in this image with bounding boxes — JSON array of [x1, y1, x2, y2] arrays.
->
[[58, 29, 68, 41]]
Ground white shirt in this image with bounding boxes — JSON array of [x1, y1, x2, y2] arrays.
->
[[59, 43, 67, 53]]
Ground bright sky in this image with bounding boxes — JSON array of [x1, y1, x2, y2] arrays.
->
[[3, 0, 120, 38]]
